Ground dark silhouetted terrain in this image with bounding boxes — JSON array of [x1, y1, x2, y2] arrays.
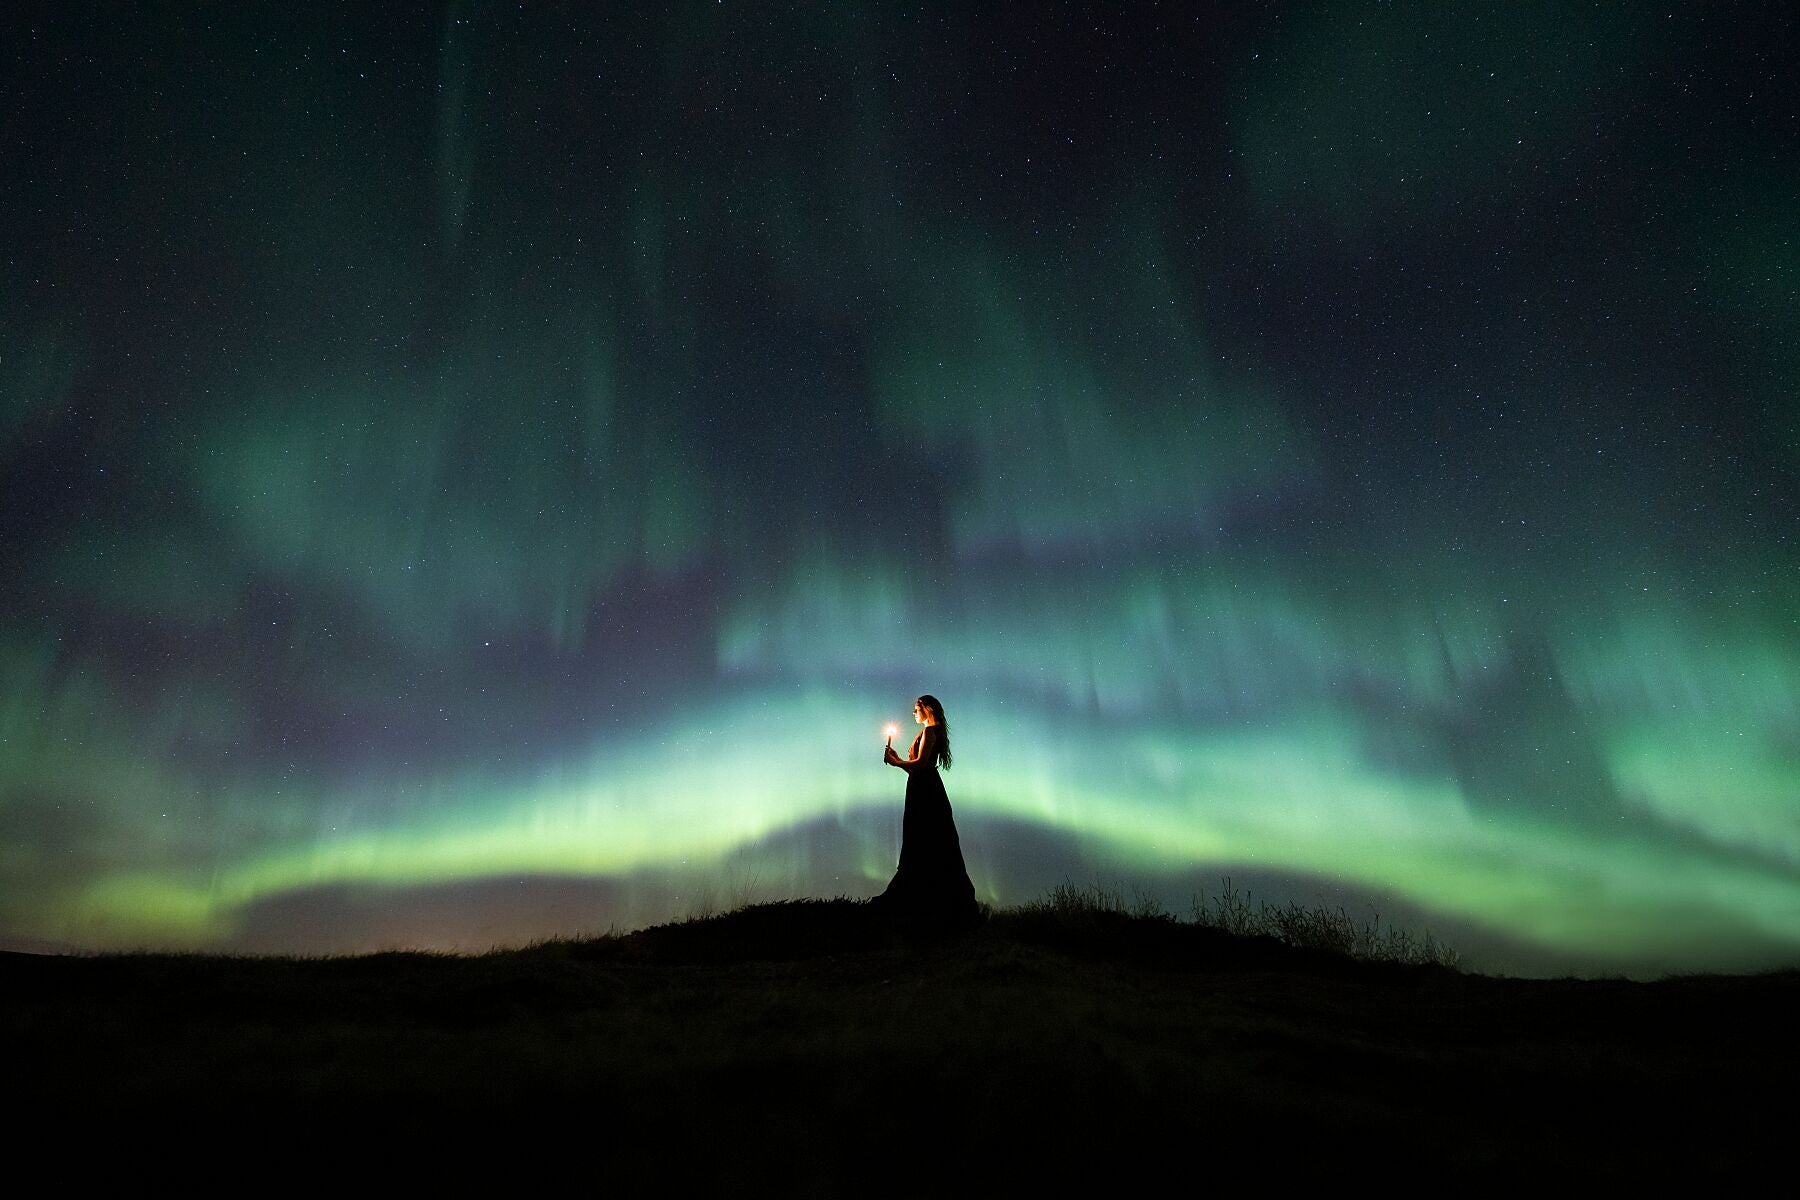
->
[[4, 894, 1791, 1188]]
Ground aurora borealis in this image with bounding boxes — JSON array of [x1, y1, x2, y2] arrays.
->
[[3, 3, 1796, 976]]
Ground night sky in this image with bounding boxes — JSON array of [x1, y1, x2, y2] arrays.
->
[[4, 2, 1796, 975]]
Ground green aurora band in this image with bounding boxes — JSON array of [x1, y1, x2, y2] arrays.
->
[[2, 3, 1796, 974]]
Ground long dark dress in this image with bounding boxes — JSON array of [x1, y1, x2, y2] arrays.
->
[[873, 727, 978, 923]]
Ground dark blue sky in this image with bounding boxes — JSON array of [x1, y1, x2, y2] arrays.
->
[[2, 2, 1796, 975]]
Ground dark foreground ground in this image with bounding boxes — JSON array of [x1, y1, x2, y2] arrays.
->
[[5, 898, 1793, 1189]]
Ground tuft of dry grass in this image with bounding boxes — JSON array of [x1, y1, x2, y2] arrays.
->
[[1196, 876, 1461, 969], [1018, 877, 1460, 969]]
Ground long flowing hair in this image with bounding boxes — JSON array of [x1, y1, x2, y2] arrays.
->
[[917, 694, 952, 770]]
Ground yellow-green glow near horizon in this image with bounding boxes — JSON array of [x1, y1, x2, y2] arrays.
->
[[30, 685, 1800, 975], [4, 3, 1798, 975]]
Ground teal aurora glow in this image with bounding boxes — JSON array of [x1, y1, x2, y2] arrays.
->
[[2, 3, 1795, 976]]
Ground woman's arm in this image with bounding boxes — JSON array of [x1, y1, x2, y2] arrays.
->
[[888, 728, 937, 771]]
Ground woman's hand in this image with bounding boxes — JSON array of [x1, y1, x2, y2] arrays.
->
[[883, 745, 901, 766]]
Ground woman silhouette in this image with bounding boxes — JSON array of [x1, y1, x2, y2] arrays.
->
[[873, 694, 978, 923]]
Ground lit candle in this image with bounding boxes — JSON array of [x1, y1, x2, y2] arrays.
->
[[884, 723, 898, 742]]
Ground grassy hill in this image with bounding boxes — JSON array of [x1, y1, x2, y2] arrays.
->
[[3, 889, 1792, 1187]]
